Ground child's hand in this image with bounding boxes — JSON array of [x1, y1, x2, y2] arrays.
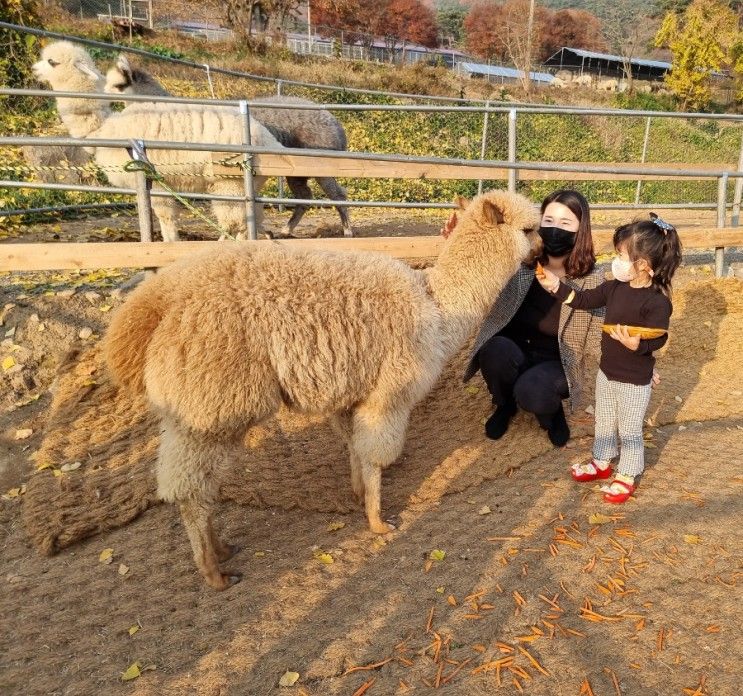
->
[[536, 262, 560, 293], [609, 324, 641, 351], [440, 212, 457, 239]]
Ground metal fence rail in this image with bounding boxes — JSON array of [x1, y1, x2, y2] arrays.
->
[[2, 84, 743, 275]]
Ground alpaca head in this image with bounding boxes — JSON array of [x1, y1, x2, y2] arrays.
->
[[32, 41, 104, 92], [105, 54, 170, 97], [451, 190, 542, 265]]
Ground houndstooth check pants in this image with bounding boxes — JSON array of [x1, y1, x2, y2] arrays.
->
[[592, 369, 652, 477]]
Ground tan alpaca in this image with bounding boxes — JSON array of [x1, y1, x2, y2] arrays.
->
[[104, 190, 541, 590]]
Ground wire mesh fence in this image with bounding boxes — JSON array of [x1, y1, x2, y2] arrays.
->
[[2, 25, 743, 233]]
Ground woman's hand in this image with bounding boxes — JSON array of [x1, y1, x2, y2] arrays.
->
[[609, 324, 641, 351], [651, 368, 660, 388], [440, 211, 457, 239], [536, 263, 560, 293]]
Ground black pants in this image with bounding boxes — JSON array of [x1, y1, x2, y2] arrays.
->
[[478, 335, 569, 427]]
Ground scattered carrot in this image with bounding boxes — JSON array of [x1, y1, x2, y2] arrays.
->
[[508, 664, 531, 680], [351, 677, 375, 696], [559, 580, 575, 599], [513, 590, 526, 606], [496, 642, 514, 654], [512, 675, 524, 693], [471, 656, 513, 674], [705, 625, 720, 633], [486, 536, 521, 542], [472, 644, 486, 653], [440, 658, 472, 685], [579, 677, 596, 695], [398, 679, 411, 692], [446, 595, 457, 606], [583, 555, 597, 573], [564, 627, 586, 638], [397, 656, 414, 667], [603, 667, 622, 696], [518, 646, 550, 676], [657, 627, 665, 652], [426, 606, 435, 633], [535, 261, 546, 279], [538, 594, 562, 611], [434, 661, 444, 688], [464, 614, 482, 620], [464, 589, 486, 602], [344, 658, 394, 675]]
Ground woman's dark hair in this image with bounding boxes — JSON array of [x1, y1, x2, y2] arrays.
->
[[540, 189, 595, 278], [613, 214, 683, 296]]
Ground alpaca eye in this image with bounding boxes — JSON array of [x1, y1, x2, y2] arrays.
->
[[48, 59, 59, 67]]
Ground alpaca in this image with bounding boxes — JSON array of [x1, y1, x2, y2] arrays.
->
[[33, 42, 282, 241], [105, 54, 352, 237], [103, 190, 542, 589]]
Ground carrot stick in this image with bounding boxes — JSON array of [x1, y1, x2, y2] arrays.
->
[[351, 677, 375, 696], [344, 658, 394, 675]]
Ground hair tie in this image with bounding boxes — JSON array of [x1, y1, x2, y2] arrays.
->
[[649, 212, 673, 235]]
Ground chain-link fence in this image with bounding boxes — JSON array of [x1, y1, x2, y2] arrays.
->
[[2, 25, 742, 232]]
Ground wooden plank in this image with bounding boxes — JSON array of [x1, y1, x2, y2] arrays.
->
[[0, 237, 445, 272], [1, 227, 740, 272], [213, 153, 738, 182]]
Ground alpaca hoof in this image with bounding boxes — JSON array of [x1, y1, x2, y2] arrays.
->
[[370, 520, 395, 535], [206, 572, 242, 591], [217, 544, 241, 562]]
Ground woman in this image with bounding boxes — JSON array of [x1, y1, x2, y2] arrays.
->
[[458, 189, 605, 446]]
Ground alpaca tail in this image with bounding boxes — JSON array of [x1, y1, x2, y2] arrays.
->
[[104, 275, 168, 394]]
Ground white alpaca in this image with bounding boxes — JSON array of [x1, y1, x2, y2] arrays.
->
[[33, 42, 281, 241]]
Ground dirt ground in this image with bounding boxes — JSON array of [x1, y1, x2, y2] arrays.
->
[[0, 212, 741, 696]]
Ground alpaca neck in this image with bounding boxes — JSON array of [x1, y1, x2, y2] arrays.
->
[[425, 233, 521, 356], [57, 96, 110, 138]]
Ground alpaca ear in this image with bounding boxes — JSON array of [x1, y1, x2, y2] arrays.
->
[[116, 54, 133, 78], [74, 60, 100, 81], [454, 195, 470, 211], [481, 199, 505, 225]]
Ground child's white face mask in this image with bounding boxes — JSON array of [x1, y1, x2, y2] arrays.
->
[[612, 256, 636, 282]]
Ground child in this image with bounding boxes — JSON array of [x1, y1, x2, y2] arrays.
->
[[536, 214, 682, 503]]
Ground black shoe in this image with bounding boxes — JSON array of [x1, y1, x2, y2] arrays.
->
[[545, 406, 570, 447], [485, 398, 517, 440]]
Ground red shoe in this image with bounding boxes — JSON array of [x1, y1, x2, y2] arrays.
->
[[603, 479, 636, 504], [571, 460, 613, 482]]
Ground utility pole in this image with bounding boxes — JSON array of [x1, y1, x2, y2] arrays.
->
[[524, 0, 535, 95], [307, 1, 312, 53]]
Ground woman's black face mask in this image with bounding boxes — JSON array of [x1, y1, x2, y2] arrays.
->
[[538, 226, 577, 258]]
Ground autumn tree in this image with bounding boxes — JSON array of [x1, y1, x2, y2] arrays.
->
[[597, 3, 657, 92], [539, 9, 608, 61], [224, 0, 301, 39], [655, 0, 740, 109]]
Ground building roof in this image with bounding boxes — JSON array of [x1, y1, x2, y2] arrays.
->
[[459, 62, 555, 84], [546, 47, 671, 71]]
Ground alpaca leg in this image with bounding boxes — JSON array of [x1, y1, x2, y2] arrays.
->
[[281, 177, 312, 237], [208, 514, 241, 562], [157, 417, 242, 590], [316, 177, 352, 237], [330, 411, 364, 502], [212, 178, 265, 240], [151, 198, 180, 242], [351, 405, 411, 534]]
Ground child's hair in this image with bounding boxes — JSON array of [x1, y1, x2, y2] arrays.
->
[[613, 213, 682, 296]]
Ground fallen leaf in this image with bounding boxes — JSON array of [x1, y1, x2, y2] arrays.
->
[[2, 356, 15, 371], [4, 487, 22, 499], [121, 662, 141, 681], [683, 535, 701, 544], [436, 586, 445, 593], [326, 521, 346, 532], [674, 395, 683, 403], [478, 505, 492, 515], [429, 549, 446, 561], [315, 552, 333, 565], [60, 461, 82, 472], [588, 513, 613, 525], [14, 428, 32, 440], [99, 548, 114, 564], [279, 671, 300, 687], [99, 305, 112, 313], [644, 442, 657, 449], [118, 564, 130, 576], [447, 595, 457, 606], [465, 385, 480, 395], [254, 551, 265, 557], [128, 625, 140, 636]]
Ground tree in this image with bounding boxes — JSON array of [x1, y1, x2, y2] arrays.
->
[[0, 0, 41, 110], [224, 0, 301, 39], [655, 0, 740, 109], [436, 0, 467, 46], [385, 0, 439, 49], [539, 9, 608, 61], [598, 3, 658, 92]]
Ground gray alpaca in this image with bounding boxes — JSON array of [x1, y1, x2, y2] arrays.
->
[[105, 55, 351, 237]]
